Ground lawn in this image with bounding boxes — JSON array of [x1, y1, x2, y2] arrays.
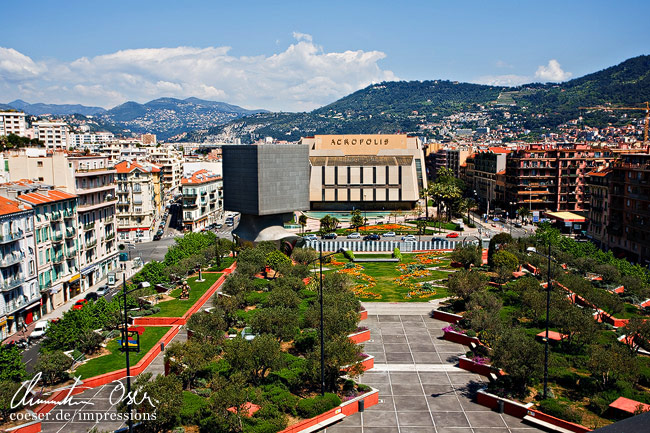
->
[[150, 273, 221, 317], [74, 326, 171, 379], [325, 252, 453, 302], [406, 220, 460, 231], [207, 257, 235, 272]]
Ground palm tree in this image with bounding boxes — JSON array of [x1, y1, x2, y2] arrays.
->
[[518, 207, 531, 224], [298, 214, 307, 234]]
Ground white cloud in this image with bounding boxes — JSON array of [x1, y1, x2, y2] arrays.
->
[[0, 33, 396, 111], [534, 59, 572, 82]]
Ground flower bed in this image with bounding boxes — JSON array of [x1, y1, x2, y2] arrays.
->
[[458, 355, 503, 378], [432, 309, 463, 323], [442, 326, 480, 346], [348, 328, 371, 344], [341, 354, 375, 373]]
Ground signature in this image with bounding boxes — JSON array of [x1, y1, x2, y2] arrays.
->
[[11, 372, 158, 409]]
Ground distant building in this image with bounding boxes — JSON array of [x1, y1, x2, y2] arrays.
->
[[115, 161, 162, 242], [585, 168, 612, 248], [301, 134, 427, 210], [32, 121, 70, 149], [0, 111, 27, 137], [446, 148, 472, 178], [140, 134, 157, 145], [462, 148, 509, 213], [181, 170, 223, 232], [147, 146, 184, 201], [0, 197, 38, 339], [69, 131, 115, 148]]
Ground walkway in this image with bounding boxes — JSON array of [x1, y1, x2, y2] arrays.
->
[[326, 309, 545, 433]]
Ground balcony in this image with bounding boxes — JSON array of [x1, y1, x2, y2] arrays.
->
[[183, 203, 197, 209], [2, 296, 32, 314], [65, 228, 76, 239], [52, 232, 64, 242], [1, 277, 25, 292], [85, 239, 97, 249], [63, 210, 74, 219], [75, 167, 115, 176], [84, 222, 95, 231], [50, 211, 62, 222], [40, 281, 52, 292], [65, 249, 77, 259], [105, 232, 115, 241], [0, 231, 24, 244], [52, 253, 64, 264], [184, 192, 198, 198], [0, 254, 22, 267]]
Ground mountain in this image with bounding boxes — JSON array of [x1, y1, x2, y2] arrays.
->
[[198, 55, 650, 142], [6, 99, 106, 116], [99, 97, 267, 139]]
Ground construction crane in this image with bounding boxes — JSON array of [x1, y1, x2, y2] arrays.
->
[[579, 102, 649, 146]]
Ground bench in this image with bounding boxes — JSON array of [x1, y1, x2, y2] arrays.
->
[[523, 415, 574, 433], [300, 413, 346, 433]]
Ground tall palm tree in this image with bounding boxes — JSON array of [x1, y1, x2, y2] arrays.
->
[[298, 214, 307, 234], [518, 207, 531, 223]]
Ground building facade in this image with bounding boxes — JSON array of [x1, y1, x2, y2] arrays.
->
[[302, 134, 427, 210], [182, 170, 223, 232], [0, 197, 38, 339], [115, 161, 162, 242], [585, 169, 612, 248], [148, 146, 183, 201], [0, 111, 27, 137], [32, 121, 70, 149], [462, 148, 508, 213]]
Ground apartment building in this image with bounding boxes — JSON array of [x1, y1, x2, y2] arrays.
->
[[69, 131, 115, 148], [115, 161, 162, 242], [607, 153, 650, 265], [462, 148, 508, 213], [8, 150, 118, 291], [585, 168, 612, 248], [446, 148, 472, 178], [32, 121, 70, 149], [182, 170, 223, 232], [505, 144, 616, 213], [148, 145, 183, 201], [0, 197, 38, 339], [0, 111, 27, 137]]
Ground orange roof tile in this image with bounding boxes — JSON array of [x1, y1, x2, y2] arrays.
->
[[0, 196, 31, 216], [115, 160, 161, 173], [17, 190, 76, 205], [609, 397, 650, 414], [182, 169, 221, 185]]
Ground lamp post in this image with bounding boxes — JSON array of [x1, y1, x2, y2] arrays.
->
[[525, 186, 533, 222], [529, 241, 555, 400], [309, 244, 346, 396], [119, 274, 143, 433]]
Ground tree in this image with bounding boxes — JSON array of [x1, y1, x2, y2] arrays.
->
[[588, 343, 639, 390], [132, 261, 169, 286], [265, 287, 301, 310], [450, 244, 482, 269], [214, 238, 233, 269], [128, 373, 183, 433], [250, 307, 300, 342], [292, 247, 319, 265], [0, 380, 22, 422], [298, 214, 308, 233], [551, 301, 598, 351], [350, 209, 364, 230], [416, 220, 427, 235], [307, 335, 363, 392], [464, 290, 503, 346], [487, 233, 513, 268], [223, 335, 283, 385], [164, 231, 217, 266], [265, 250, 292, 277], [165, 340, 219, 389], [0, 344, 26, 382], [447, 269, 488, 302], [491, 328, 543, 396], [492, 250, 519, 273], [319, 215, 339, 234], [622, 317, 650, 354], [34, 351, 73, 385], [518, 206, 531, 223], [186, 310, 227, 343]]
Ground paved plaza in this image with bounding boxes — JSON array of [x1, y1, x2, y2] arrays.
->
[[327, 308, 545, 433]]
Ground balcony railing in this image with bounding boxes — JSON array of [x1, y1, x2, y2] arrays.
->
[[65, 228, 76, 238], [50, 211, 62, 221], [52, 254, 64, 264], [63, 210, 74, 219], [0, 254, 22, 267], [0, 231, 24, 244], [40, 281, 52, 292], [52, 232, 64, 242], [1, 277, 25, 292], [85, 240, 97, 249], [105, 232, 115, 241], [65, 249, 77, 259], [84, 222, 95, 231]]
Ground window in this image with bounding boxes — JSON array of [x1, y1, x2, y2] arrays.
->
[[37, 161, 43, 167]]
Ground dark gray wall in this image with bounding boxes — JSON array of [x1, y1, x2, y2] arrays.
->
[[223, 144, 309, 215]]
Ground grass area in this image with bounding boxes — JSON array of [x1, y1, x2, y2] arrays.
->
[[207, 257, 235, 272], [406, 220, 460, 231], [74, 326, 171, 379], [150, 273, 221, 317], [325, 252, 452, 302], [354, 253, 394, 259]]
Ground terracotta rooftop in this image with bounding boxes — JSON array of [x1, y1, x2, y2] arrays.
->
[[586, 168, 613, 177], [17, 189, 77, 205], [114, 160, 161, 174], [0, 196, 32, 216], [182, 169, 221, 185]]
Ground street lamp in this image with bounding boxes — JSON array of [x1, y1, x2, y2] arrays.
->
[[308, 245, 348, 396], [525, 186, 533, 222], [119, 274, 142, 433], [528, 241, 556, 400]]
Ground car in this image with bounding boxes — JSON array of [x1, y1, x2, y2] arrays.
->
[[30, 320, 49, 339], [446, 232, 459, 238], [432, 237, 445, 242], [493, 217, 500, 222], [72, 299, 88, 310], [96, 285, 110, 297], [347, 232, 361, 239], [383, 232, 396, 237], [514, 222, 522, 228], [241, 327, 256, 341], [363, 233, 380, 241], [215, 223, 223, 229], [401, 234, 417, 242], [322, 232, 337, 239], [303, 234, 318, 242], [491, 223, 497, 227], [84, 292, 99, 302], [153, 233, 162, 241]]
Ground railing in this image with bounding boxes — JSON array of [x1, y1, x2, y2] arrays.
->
[[40, 281, 52, 292], [65, 228, 76, 238], [0, 254, 22, 267], [86, 239, 97, 249], [52, 232, 64, 242], [106, 232, 115, 241], [0, 231, 24, 243], [52, 254, 65, 264], [63, 210, 74, 219], [84, 222, 95, 231], [1, 277, 26, 291], [50, 211, 62, 221], [65, 249, 77, 259]]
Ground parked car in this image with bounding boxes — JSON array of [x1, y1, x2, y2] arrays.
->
[[432, 237, 445, 242], [383, 232, 396, 237], [241, 327, 256, 341], [84, 292, 99, 302], [303, 234, 318, 242], [96, 285, 110, 297], [401, 234, 417, 242], [514, 222, 522, 228], [446, 232, 459, 238], [153, 233, 163, 241], [30, 320, 49, 339], [363, 233, 380, 241], [73, 299, 88, 310], [347, 232, 361, 239], [493, 217, 500, 222], [322, 232, 337, 239]]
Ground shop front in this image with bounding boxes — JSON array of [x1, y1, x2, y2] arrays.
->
[[0, 316, 7, 340]]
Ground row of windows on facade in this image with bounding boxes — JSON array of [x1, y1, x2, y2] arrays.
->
[[320, 166, 404, 186]]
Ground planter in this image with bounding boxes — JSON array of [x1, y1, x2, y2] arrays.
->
[[348, 329, 371, 344], [432, 310, 463, 323], [359, 308, 368, 321], [341, 354, 375, 373], [443, 329, 480, 346], [458, 355, 503, 378], [2, 420, 42, 433], [279, 387, 378, 433]]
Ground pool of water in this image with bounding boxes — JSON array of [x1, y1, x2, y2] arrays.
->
[[303, 211, 396, 222]]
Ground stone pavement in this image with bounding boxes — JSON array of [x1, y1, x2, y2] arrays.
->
[[326, 310, 545, 433]]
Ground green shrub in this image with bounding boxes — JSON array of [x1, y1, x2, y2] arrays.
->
[[393, 247, 402, 261], [296, 393, 341, 418], [294, 329, 318, 353], [245, 291, 268, 306], [357, 384, 371, 392], [261, 384, 299, 415], [343, 250, 355, 261], [465, 330, 477, 338], [538, 399, 582, 424], [180, 391, 207, 424], [34, 351, 73, 385]]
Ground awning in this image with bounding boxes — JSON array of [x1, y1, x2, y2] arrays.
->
[[0, 317, 7, 327], [69, 274, 80, 283], [81, 266, 96, 276], [51, 283, 63, 294]]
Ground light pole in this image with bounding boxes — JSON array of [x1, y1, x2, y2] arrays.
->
[[525, 186, 533, 223], [529, 241, 555, 400], [120, 274, 141, 433]]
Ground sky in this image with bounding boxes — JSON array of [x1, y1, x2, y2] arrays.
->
[[1, 0, 648, 112]]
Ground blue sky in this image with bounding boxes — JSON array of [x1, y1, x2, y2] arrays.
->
[[1, 0, 648, 111]]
